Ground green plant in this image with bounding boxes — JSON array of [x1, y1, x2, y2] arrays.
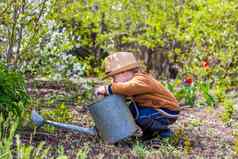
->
[[15, 135, 51, 159], [189, 118, 203, 127], [221, 97, 234, 123], [0, 115, 51, 159], [233, 131, 238, 156], [132, 142, 150, 159], [56, 145, 68, 159], [165, 78, 197, 106], [168, 127, 184, 146], [214, 84, 226, 103], [166, 79, 181, 93], [78, 55, 105, 78], [183, 135, 192, 155], [42, 102, 73, 133], [214, 79, 229, 103], [77, 80, 95, 105], [0, 114, 18, 159], [76, 147, 89, 159], [197, 82, 216, 107], [175, 85, 197, 106], [46, 103, 72, 122], [0, 64, 30, 118], [148, 141, 182, 159]]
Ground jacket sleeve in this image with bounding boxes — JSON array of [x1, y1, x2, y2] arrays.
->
[[109, 76, 153, 96]]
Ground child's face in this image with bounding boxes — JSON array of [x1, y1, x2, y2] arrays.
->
[[112, 70, 134, 83]]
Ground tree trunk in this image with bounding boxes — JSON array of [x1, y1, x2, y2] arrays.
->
[[6, 2, 18, 64]]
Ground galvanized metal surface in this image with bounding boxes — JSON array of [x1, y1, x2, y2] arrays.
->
[[89, 95, 137, 144], [46, 120, 97, 135], [32, 110, 44, 127], [31, 110, 97, 136]]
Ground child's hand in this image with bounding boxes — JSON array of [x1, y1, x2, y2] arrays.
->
[[94, 86, 107, 96]]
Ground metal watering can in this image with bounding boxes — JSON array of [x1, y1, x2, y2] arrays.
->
[[32, 95, 138, 144]]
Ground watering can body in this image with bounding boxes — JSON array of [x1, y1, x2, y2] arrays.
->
[[89, 95, 137, 144]]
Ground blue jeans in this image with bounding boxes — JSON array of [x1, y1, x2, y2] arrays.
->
[[129, 101, 179, 138]]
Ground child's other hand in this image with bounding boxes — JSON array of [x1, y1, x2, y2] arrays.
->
[[94, 86, 107, 96]]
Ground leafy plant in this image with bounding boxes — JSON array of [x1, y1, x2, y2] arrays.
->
[[183, 135, 192, 155], [78, 55, 105, 78], [132, 142, 150, 159], [166, 78, 218, 107], [0, 115, 50, 159], [76, 147, 89, 159], [197, 82, 216, 107], [56, 145, 68, 159], [42, 103, 73, 133], [233, 131, 238, 156], [221, 97, 234, 123], [175, 85, 197, 106], [0, 64, 30, 118], [165, 78, 197, 106], [0, 114, 18, 159], [148, 140, 182, 158], [15, 135, 51, 159], [214, 79, 229, 103], [47, 103, 73, 123], [77, 80, 95, 105]]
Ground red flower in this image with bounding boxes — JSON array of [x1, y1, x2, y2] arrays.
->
[[202, 60, 209, 69], [184, 76, 193, 86]]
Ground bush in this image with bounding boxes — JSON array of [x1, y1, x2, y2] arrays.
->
[[0, 64, 30, 118]]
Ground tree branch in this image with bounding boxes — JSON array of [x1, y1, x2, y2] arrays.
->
[[15, 0, 27, 67], [6, 0, 18, 64], [21, 0, 48, 53], [0, 0, 14, 18]]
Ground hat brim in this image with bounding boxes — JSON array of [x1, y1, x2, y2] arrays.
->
[[102, 64, 139, 79]]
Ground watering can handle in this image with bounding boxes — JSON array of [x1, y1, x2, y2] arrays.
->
[[130, 98, 179, 119]]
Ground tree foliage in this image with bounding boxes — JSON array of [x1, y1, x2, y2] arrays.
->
[[0, 0, 237, 83]]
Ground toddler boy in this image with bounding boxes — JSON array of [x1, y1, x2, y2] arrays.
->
[[95, 52, 180, 141]]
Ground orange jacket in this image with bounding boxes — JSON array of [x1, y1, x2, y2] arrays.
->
[[109, 72, 180, 111]]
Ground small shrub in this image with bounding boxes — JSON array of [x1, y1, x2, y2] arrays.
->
[[0, 63, 30, 118]]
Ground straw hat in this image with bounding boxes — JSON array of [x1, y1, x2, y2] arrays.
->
[[104, 52, 139, 77]]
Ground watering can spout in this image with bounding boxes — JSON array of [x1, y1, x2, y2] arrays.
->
[[45, 120, 97, 135], [31, 110, 97, 136]]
